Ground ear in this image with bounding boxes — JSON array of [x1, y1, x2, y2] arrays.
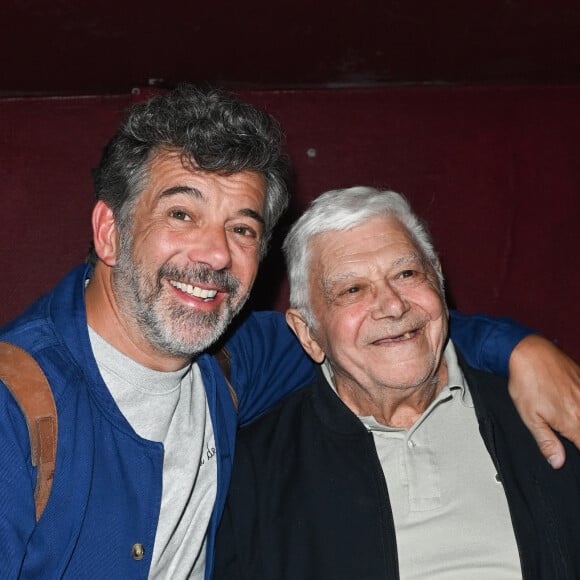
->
[[92, 200, 120, 266], [285, 308, 326, 364]]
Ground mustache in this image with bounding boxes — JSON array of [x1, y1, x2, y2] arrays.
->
[[158, 263, 240, 295]]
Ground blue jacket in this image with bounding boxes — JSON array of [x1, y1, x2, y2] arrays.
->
[[0, 264, 530, 579]]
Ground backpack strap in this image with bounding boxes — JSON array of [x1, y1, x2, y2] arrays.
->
[[215, 346, 238, 412], [0, 341, 58, 521]]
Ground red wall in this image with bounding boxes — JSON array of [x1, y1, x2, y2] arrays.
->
[[1, 86, 579, 360]]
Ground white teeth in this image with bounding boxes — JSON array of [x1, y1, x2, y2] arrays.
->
[[169, 280, 218, 301]]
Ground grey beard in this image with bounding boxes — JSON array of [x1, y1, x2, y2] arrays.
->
[[113, 249, 247, 359]]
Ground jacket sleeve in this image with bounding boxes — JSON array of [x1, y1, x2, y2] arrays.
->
[[449, 310, 534, 376], [0, 382, 38, 578], [224, 311, 316, 427]]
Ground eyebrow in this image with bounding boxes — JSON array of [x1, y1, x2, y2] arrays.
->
[[392, 254, 423, 267], [321, 271, 358, 296], [160, 185, 204, 199], [239, 208, 265, 225], [324, 271, 358, 285], [159, 185, 265, 225]]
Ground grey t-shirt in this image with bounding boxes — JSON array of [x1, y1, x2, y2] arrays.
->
[[89, 327, 216, 579]]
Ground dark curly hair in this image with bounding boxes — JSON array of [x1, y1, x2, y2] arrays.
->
[[89, 83, 290, 263]]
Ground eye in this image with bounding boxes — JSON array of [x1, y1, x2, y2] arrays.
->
[[232, 225, 258, 239], [394, 267, 427, 286], [169, 209, 191, 221], [337, 285, 361, 298]]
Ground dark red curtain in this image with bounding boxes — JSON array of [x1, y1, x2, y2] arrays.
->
[[1, 85, 579, 360]]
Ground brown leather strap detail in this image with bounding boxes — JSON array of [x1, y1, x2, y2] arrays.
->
[[215, 346, 238, 412], [0, 341, 58, 521]]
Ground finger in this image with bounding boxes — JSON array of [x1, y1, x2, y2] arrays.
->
[[530, 422, 566, 469]]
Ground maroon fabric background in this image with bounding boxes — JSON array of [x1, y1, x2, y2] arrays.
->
[[1, 86, 578, 360]]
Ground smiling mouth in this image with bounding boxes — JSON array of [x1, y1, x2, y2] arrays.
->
[[169, 280, 219, 301], [373, 328, 421, 344]]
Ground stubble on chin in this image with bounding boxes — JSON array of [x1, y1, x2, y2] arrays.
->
[[113, 256, 249, 358]]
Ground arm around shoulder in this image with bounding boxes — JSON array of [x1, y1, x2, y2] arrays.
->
[[450, 311, 580, 468], [449, 310, 533, 375], [508, 334, 580, 469]]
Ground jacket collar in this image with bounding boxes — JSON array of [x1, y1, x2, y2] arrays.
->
[[311, 367, 370, 436]]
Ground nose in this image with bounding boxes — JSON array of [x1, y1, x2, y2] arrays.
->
[[371, 282, 410, 320], [187, 225, 233, 271]]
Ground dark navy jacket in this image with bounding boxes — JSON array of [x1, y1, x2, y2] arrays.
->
[[214, 356, 580, 580]]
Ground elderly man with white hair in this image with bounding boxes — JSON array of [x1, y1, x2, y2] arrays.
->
[[214, 186, 580, 579]]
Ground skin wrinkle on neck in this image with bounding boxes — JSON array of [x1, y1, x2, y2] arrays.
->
[[334, 356, 449, 428]]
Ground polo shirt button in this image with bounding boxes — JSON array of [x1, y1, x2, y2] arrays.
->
[[407, 440, 416, 448], [132, 543, 145, 560]]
